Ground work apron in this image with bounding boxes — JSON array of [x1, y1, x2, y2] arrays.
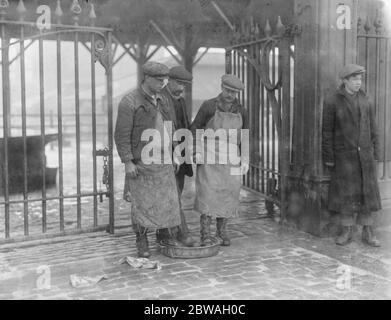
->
[[123, 109, 181, 229], [194, 109, 243, 218]]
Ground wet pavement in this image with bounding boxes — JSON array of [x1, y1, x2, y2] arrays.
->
[[1, 178, 391, 300], [0, 145, 391, 299]]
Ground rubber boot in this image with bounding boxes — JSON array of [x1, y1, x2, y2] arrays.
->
[[335, 226, 353, 246], [157, 227, 181, 246], [156, 228, 170, 243], [216, 217, 231, 246], [165, 227, 182, 246], [200, 214, 213, 246], [177, 228, 196, 247], [362, 226, 380, 247], [133, 224, 150, 258]]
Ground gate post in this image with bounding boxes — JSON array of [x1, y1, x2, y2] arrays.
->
[[287, 0, 358, 236]]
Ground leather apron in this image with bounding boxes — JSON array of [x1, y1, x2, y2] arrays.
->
[[194, 109, 243, 218], [124, 109, 181, 229]]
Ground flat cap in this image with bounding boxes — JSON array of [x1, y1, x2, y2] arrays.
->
[[142, 61, 169, 78], [339, 64, 365, 79], [221, 74, 245, 92], [169, 66, 193, 83]]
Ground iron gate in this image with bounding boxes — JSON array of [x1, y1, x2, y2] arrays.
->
[[356, 10, 391, 181], [0, 1, 114, 243], [225, 20, 295, 219]]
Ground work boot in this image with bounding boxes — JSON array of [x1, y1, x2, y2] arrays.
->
[[216, 217, 231, 246], [156, 228, 170, 243], [362, 226, 381, 247], [135, 226, 150, 258], [177, 228, 196, 247], [335, 226, 353, 246], [157, 227, 181, 246], [200, 214, 214, 246]]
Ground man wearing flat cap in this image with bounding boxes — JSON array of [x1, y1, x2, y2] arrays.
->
[[156, 65, 196, 247], [114, 61, 182, 258], [190, 74, 249, 246], [322, 64, 382, 247]]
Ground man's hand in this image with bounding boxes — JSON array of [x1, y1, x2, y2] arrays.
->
[[173, 156, 181, 174], [125, 161, 138, 179]]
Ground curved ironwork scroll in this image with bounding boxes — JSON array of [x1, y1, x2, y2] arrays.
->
[[0, 28, 111, 73], [234, 38, 283, 139]]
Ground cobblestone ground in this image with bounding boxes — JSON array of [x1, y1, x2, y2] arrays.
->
[[1, 145, 391, 299], [1, 186, 391, 299]]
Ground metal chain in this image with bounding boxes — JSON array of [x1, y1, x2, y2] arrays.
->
[[102, 147, 109, 191]]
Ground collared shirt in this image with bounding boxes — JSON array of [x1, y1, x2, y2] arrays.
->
[[190, 93, 248, 133], [140, 83, 160, 108]]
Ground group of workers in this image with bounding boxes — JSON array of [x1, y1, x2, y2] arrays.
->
[[114, 61, 382, 258], [114, 61, 248, 257]]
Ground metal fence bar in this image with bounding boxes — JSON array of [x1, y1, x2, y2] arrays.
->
[[273, 47, 284, 188], [238, 48, 244, 187], [247, 45, 253, 189], [240, 50, 246, 186], [272, 46, 276, 184], [107, 31, 115, 234], [266, 53, 271, 191], [20, 24, 28, 236], [56, 28, 64, 232], [375, 35, 380, 134], [357, 34, 391, 40], [233, 48, 237, 77], [0, 225, 108, 246], [74, 31, 82, 229], [256, 42, 261, 192], [364, 34, 369, 91], [225, 49, 232, 74], [38, 34, 47, 233], [91, 33, 98, 227], [383, 38, 389, 179], [236, 48, 244, 186], [0, 191, 111, 205], [280, 38, 292, 222], [260, 67, 265, 193], [1, 23, 10, 239], [252, 44, 260, 192]]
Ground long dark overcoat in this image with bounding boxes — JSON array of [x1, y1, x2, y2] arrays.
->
[[322, 87, 382, 214]]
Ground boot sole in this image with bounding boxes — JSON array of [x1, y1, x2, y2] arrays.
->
[[336, 238, 353, 246], [362, 239, 381, 247]]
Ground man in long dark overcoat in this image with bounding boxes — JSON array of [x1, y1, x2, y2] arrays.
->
[[322, 64, 382, 247]]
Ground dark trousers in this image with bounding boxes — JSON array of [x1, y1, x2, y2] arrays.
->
[[340, 211, 374, 227]]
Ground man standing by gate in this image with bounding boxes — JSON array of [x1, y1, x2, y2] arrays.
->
[[114, 61, 181, 258], [158, 66, 196, 247], [190, 74, 249, 247], [322, 64, 382, 247]]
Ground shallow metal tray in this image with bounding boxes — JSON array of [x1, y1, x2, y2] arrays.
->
[[157, 237, 220, 259]]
